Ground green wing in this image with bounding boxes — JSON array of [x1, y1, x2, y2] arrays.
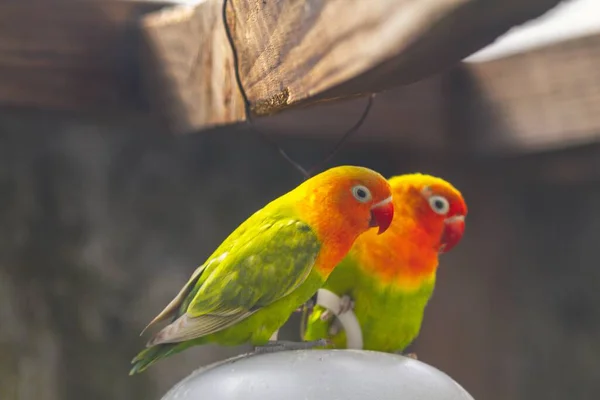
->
[[147, 217, 321, 346], [139, 264, 207, 335]]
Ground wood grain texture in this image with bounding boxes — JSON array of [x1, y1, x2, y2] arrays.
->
[[263, 33, 600, 156], [140, 0, 561, 133], [1, 0, 596, 156], [458, 34, 600, 155], [0, 0, 171, 112], [257, 77, 449, 150], [140, 1, 245, 134]]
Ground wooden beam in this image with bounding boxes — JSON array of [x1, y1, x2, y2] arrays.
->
[[256, 76, 450, 150], [140, 0, 245, 133], [0, 0, 172, 112], [141, 0, 562, 134], [259, 32, 600, 156], [454, 33, 600, 155], [0, 0, 596, 157]]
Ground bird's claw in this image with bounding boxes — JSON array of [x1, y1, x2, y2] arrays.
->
[[328, 319, 342, 336], [296, 294, 318, 313], [338, 294, 355, 315], [253, 339, 331, 354], [320, 310, 333, 321], [396, 351, 418, 360], [319, 294, 354, 321]]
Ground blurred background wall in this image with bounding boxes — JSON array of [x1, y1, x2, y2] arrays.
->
[[1, 0, 600, 399], [1, 106, 599, 400]]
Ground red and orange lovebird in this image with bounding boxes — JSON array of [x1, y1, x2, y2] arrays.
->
[[129, 165, 394, 374], [303, 173, 467, 354]]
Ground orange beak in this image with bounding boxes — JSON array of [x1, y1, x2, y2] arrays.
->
[[439, 215, 465, 253], [369, 196, 394, 235]]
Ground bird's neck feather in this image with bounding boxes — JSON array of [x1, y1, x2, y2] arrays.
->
[[351, 204, 441, 287], [292, 188, 364, 277]]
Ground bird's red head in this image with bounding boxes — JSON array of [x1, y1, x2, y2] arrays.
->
[[418, 182, 467, 254], [384, 174, 467, 255]]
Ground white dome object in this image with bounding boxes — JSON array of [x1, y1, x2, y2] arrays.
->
[[161, 350, 475, 400]]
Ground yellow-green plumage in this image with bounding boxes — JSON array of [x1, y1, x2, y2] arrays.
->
[[304, 257, 435, 352], [129, 166, 394, 374], [303, 173, 467, 353], [132, 217, 323, 373]]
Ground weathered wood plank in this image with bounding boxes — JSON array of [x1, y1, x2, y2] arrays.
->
[[262, 33, 600, 156], [140, 1, 245, 133], [141, 0, 561, 133], [0, 0, 597, 157], [257, 77, 449, 150], [456, 33, 600, 155], [0, 0, 172, 112]]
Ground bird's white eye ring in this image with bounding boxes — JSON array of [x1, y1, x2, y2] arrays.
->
[[351, 185, 372, 203], [428, 195, 450, 215]]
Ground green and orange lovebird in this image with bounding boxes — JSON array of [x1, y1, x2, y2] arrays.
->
[[129, 165, 394, 374], [303, 173, 467, 354]]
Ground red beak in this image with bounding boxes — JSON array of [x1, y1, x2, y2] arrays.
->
[[369, 197, 394, 235], [439, 215, 465, 253]]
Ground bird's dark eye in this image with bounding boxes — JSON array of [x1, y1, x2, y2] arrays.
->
[[428, 195, 450, 215], [351, 185, 372, 203]]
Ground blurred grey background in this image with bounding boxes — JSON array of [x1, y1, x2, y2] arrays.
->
[[1, 0, 599, 400]]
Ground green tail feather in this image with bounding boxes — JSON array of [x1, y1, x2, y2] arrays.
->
[[129, 343, 181, 375]]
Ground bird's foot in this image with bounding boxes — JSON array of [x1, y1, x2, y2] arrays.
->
[[295, 293, 318, 313], [254, 339, 331, 354], [395, 351, 418, 360], [320, 294, 354, 321], [328, 319, 343, 336], [338, 294, 355, 314], [319, 310, 333, 321]]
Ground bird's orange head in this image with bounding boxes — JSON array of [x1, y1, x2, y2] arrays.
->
[[388, 174, 467, 254], [296, 166, 395, 240], [289, 165, 394, 276]]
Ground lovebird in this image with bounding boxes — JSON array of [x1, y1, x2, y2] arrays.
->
[[129, 165, 394, 374], [302, 173, 467, 354]]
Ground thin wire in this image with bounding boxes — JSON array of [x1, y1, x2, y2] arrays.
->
[[221, 0, 374, 180], [222, 0, 308, 178], [306, 94, 375, 176]]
